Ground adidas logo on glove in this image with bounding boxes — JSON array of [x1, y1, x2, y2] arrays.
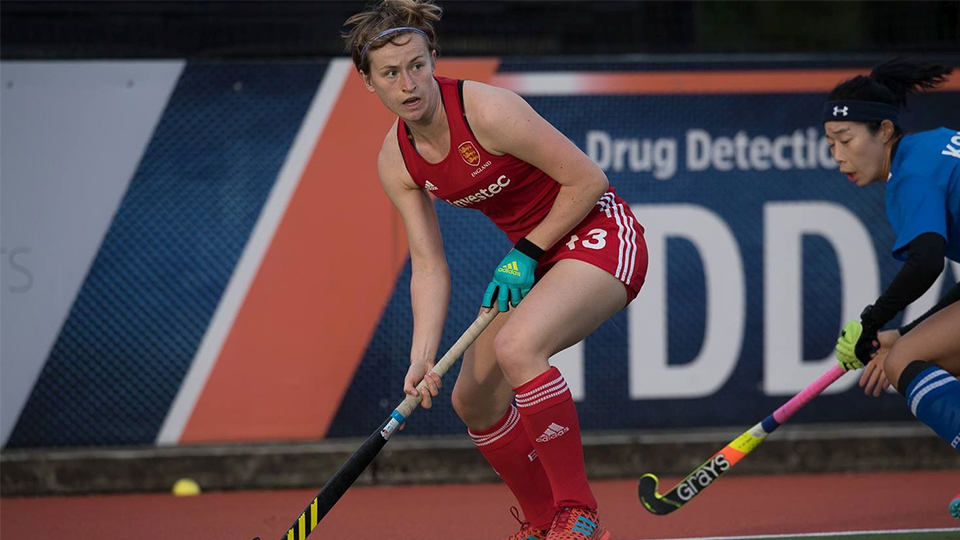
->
[[497, 261, 523, 277]]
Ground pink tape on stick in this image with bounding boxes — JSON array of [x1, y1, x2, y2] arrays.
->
[[773, 364, 846, 424]]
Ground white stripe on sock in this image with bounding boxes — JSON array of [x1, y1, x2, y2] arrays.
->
[[907, 369, 951, 401], [516, 384, 571, 408], [515, 375, 565, 399], [909, 375, 958, 416], [516, 376, 567, 405], [469, 405, 521, 447]]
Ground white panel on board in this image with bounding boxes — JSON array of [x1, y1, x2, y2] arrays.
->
[[0, 60, 185, 446]]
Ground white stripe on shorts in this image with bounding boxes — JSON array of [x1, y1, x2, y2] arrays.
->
[[600, 193, 627, 280], [605, 193, 637, 285], [616, 200, 638, 285], [596, 195, 614, 218]]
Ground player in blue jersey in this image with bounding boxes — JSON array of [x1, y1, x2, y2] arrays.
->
[[825, 60, 960, 468]]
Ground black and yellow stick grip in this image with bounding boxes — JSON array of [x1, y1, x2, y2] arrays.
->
[[251, 309, 498, 540]]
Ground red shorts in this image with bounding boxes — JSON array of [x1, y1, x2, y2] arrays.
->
[[535, 190, 648, 304]]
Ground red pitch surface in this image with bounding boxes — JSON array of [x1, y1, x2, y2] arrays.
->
[[2, 471, 958, 540]]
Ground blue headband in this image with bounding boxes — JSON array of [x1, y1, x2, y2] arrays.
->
[[822, 100, 900, 126], [360, 27, 429, 62]]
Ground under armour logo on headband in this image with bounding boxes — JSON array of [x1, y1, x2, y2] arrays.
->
[[822, 100, 899, 126]]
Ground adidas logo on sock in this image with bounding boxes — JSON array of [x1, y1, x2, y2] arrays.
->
[[424, 180, 438, 191], [536, 422, 569, 443]]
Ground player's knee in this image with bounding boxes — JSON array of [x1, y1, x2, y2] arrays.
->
[[451, 383, 479, 424], [492, 327, 530, 371], [883, 340, 914, 387], [451, 384, 503, 430]]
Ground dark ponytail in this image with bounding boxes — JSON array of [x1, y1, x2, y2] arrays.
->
[[869, 59, 953, 106], [827, 59, 953, 136]]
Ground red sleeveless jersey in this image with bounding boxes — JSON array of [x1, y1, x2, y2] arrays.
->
[[397, 76, 561, 243]]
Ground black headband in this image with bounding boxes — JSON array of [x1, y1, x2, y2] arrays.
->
[[822, 100, 900, 126]]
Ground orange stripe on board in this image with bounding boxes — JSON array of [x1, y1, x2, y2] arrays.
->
[[181, 59, 501, 443], [490, 68, 960, 95]]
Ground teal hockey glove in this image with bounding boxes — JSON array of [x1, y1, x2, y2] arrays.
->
[[482, 237, 544, 312]]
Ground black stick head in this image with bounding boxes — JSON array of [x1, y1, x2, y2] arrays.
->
[[638, 473, 682, 516]]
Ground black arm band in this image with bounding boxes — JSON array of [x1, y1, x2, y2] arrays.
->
[[866, 233, 946, 327], [900, 282, 960, 335], [514, 237, 546, 261]]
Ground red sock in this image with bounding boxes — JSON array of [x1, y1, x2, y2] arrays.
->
[[469, 404, 556, 529], [514, 366, 597, 510]]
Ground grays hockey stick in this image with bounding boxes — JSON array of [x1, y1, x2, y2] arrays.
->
[[638, 364, 846, 515]]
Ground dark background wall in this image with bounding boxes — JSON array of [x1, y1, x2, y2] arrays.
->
[[2, 1, 959, 60]]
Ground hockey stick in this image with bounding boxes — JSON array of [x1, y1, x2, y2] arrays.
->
[[252, 308, 498, 540], [638, 364, 846, 515]]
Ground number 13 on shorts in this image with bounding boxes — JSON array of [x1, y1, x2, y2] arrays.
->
[[541, 192, 647, 302], [566, 228, 607, 250]]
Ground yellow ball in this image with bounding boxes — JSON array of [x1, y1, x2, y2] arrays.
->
[[171, 478, 201, 497]]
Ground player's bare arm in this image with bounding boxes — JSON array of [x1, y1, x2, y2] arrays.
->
[[463, 81, 609, 251], [378, 127, 449, 405]]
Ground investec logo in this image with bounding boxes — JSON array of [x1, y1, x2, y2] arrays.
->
[[446, 174, 511, 208], [676, 454, 731, 501]]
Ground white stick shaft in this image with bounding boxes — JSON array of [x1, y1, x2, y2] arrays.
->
[[394, 309, 498, 418]]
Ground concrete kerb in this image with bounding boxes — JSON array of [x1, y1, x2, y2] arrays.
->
[[1, 423, 957, 497]]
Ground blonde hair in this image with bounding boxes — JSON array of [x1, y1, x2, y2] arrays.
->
[[342, 0, 442, 73]]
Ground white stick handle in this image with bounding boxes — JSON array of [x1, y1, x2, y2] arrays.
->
[[394, 309, 498, 419]]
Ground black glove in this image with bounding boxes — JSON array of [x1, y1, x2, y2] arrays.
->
[[855, 304, 881, 363]]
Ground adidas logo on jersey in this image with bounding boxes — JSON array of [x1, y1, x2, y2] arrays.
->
[[536, 422, 569, 443], [497, 261, 522, 277], [424, 180, 439, 191]]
